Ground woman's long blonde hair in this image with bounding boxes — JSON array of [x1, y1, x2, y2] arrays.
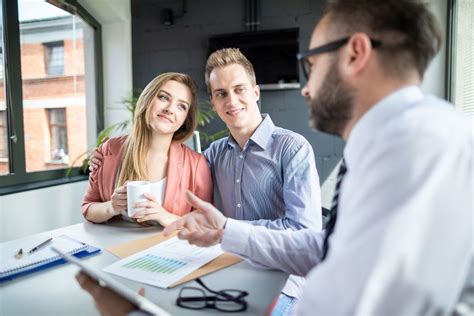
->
[[116, 72, 198, 186]]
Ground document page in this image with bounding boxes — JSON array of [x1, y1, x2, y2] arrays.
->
[[103, 237, 223, 288]]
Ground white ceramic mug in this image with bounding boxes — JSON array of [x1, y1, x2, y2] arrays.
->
[[126, 181, 151, 217]]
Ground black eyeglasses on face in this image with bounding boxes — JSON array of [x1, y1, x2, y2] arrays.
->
[[297, 37, 382, 80], [176, 278, 248, 312]]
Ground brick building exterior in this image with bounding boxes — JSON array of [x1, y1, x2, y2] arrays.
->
[[0, 16, 87, 174]]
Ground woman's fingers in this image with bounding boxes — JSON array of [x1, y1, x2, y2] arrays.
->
[[133, 208, 156, 216], [135, 214, 158, 222], [143, 192, 156, 201], [133, 199, 161, 209], [116, 185, 127, 194]]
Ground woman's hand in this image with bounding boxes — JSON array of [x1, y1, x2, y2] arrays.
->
[[132, 193, 179, 227], [109, 184, 127, 217]]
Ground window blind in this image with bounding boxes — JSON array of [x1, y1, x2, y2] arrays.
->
[[454, 0, 474, 116]]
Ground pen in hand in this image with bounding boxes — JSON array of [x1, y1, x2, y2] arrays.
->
[[28, 237, 53, 255]]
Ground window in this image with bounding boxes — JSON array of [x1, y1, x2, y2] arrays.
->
[[448, 0, 474, 115], [47, 108, 68, 162], [44, 41, 64, 76], [0, 0, 103, 192]]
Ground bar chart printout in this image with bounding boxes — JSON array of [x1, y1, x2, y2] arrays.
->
[[103, 237, 223, 288], [123, 254, 187, 274]]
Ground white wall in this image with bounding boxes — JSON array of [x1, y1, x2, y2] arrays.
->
[[79, 0, 133, 129], [0, 0, 133, 242], [0, 181, 87, 242]]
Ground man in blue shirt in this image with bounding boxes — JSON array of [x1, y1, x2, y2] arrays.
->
[[204, 48, 321, 230], [203, 48, 322, 315]]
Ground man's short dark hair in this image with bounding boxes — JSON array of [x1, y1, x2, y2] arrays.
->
[[323, 0, 442, 79], [205, 48, 257, 94]]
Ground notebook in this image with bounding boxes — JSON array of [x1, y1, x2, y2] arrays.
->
[[0, 235, 100, 282]]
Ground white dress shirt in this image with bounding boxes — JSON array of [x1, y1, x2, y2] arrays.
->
[[221, 86, 473, 315]]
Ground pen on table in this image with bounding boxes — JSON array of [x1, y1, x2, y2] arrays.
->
[[28, 237, 53, 254]]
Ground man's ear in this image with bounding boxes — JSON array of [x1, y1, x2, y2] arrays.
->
[[340, 33, 373, 78], [254, 84, 260, 102]]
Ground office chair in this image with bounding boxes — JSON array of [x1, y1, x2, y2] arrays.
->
[[184, 131, 202, 153]]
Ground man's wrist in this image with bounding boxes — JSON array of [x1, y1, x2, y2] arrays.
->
[[220, 218, 251, 253]]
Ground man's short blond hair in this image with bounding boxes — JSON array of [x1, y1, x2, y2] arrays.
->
[[205, 48, 256, 94]]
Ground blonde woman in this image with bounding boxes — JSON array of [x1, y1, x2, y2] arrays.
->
[[81, 72, 212, 226]]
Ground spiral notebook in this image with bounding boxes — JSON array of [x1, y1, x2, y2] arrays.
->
[[0, 235, 100, 282]]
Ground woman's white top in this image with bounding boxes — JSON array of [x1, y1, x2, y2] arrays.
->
[[150, 177, 167, 206]]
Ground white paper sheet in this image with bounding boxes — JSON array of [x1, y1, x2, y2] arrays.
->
[[103, 236, 223, 288]]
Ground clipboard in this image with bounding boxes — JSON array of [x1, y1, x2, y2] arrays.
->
[[106, 231, 241, 287]]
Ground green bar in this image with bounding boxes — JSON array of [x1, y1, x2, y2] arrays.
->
[[124, 257, 147, 269], [150, 257, 166, 272], [162, 258, 179, 273], [148, 259, 164, 272], [150, 262, 162, 272], [135, 256, 155, 270], [141, 258, 157, 271], [154, 258, 168, 273]]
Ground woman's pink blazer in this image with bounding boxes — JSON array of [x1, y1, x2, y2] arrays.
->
[[81, 136, 213, 217]]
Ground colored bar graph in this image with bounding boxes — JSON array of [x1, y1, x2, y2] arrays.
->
[[122, 254, 187, 274]]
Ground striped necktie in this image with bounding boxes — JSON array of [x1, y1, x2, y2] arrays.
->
[[321, 158, 347, 261]]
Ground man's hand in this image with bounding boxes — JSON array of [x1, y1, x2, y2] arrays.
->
[[163, 191, 227, 247], [76, 271, 142, 316], [89, 147, 104, 172]]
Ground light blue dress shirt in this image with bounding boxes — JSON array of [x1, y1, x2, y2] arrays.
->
[[204, 114, 322, 298], [204, 114, 321, 230]]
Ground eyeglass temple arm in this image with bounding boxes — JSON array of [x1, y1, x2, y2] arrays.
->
[[298, 37, 382, 60], [195, 278, 248, 301], [195, 278, 218, 294]]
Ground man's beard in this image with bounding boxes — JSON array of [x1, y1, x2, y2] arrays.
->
[[309, 59, 355, 137]]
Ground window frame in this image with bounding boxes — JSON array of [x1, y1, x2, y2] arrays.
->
[[0, 0, 104, 195], [445, 0, 457, 102]]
